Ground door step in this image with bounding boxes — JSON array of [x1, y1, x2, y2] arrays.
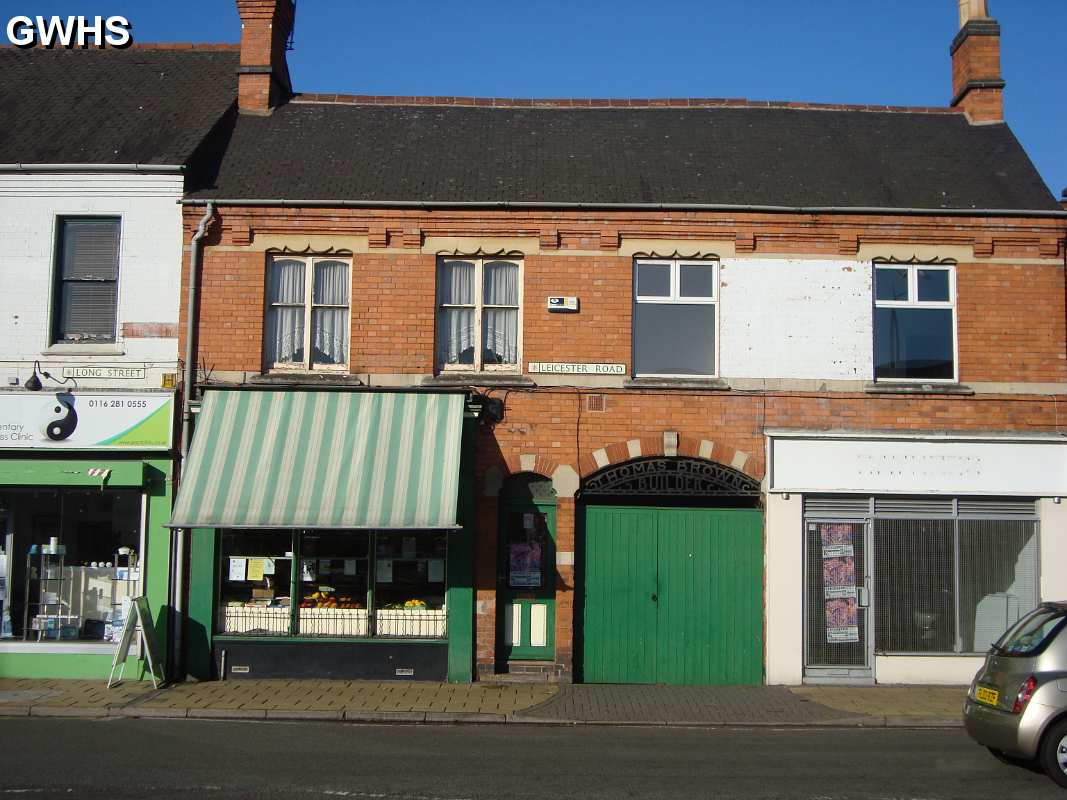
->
[[479, 661, 565, 684]]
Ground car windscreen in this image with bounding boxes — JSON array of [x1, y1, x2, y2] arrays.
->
[[993, 608, 1067, 656]]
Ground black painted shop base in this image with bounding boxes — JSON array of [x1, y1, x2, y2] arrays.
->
[[212, 640, 448, 680]]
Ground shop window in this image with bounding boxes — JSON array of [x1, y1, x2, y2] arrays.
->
[[219, 530, 294, 636], [298, 531, 369, 637], [873, 263, 956, 381], [52, 217, 120, 343], [374, 533, 447, 638], [216, 530, 446, 640], [436, 258, 521, 372], [873, 517, 1038, 654], [0, 488, 141, 643], [265, 256, 350, 371], [633, 259, 717, 377]]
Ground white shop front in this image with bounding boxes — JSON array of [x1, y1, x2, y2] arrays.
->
[[763, 430, 1067, 686]]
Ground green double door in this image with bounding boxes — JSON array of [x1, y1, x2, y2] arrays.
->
[[581, 505, 763, 685]]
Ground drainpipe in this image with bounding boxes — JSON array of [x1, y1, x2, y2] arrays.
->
[[172, 201, 214, 680], [182, 201, 214, 459]]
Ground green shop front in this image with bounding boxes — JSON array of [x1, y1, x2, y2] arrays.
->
[[172, 388, 475, 682], [0, 390, 174, 679]]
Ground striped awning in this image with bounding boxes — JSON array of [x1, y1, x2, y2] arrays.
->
[[169, 390, 466, 530]]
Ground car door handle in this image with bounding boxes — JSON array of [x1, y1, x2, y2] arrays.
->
[[651, 593, 658, 602]]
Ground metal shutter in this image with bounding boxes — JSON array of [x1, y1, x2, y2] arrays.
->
[[804, 496, 870, 518]]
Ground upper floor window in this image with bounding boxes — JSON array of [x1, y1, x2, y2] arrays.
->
[[53, 217, 120, 343], [265, 256, 350, 371], [633, 259, 717, 377], [436, 258, 521, 372], [874, 263, 956, 381]]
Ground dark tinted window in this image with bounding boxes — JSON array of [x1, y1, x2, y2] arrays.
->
[[634, 304, 715, 375], [917, 269, 950, 302], [874, 307, 953, 379], [875, 268, 908, 301]]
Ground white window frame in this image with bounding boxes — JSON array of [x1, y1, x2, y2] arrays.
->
[[436, 257, 523, 373], [633, 258, 719, 378], [266, 255, 351, 373], [873, 262, 958, 384]]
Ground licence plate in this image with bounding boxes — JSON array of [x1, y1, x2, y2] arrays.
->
[[976, 686, 1000, 706]]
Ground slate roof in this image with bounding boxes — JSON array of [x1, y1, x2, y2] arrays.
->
[[187, 98, 1060, 212], [0, 47, 238, 166]]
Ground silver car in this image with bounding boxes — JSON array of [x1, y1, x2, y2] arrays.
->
[[964, 601, 1067, 788]]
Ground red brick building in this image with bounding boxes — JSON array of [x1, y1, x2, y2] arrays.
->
[[171, 0, 1067, 686]]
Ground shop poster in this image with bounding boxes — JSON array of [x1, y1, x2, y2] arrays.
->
[[820, 524, 859, 643], [428, 559, 445, 583], [228, 558, 246, 582], [509, 540, 543, 588], [246, 559, 265, 582], [376, 559, 393, 583]]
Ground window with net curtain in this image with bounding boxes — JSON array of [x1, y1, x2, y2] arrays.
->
[[436, 258, 520, 370], [265, 257, 350, 370]]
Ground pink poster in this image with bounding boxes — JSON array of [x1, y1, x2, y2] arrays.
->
[[820, 524, 859, 643]]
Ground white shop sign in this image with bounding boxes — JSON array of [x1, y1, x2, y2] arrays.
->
[[527, 362, 626, 375], [768, 433, 1067, 496], [0, 392, 173, 450]]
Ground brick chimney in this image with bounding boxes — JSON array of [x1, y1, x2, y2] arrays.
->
[[950, 0, 1004, 123], [235, 0, 295, 115]]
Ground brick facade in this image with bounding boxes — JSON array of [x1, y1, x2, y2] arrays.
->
[[182, 202, 1067, 678]]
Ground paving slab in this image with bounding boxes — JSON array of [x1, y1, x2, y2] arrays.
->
[[791, 685, 967, 718], [515, 685, 866, 724]]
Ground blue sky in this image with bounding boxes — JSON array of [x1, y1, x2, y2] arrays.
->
[[11, 1, 1066, 198]]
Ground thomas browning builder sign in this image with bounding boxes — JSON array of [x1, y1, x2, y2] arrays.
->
[[0, 392, 173, 450]]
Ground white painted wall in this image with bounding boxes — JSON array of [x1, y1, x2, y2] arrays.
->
[[874, 655, 983, 685], [719, 258, 873, 380], [0, 172, 184, 391], [764, 492, 805, 684], [1037, 499, 1067, 602]]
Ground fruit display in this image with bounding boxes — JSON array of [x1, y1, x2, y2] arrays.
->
[[298, 590, 363, 610], [384, 598, 428, 610]]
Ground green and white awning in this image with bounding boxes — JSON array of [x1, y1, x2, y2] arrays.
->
[[169, 390, 466, 530]]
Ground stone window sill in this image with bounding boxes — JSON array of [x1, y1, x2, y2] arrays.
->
[[250, 372, 365, 387], [42, 343, 125, 357], [863, 381, 974, 396], [623, 377, 731, 391], [423, 373, 536, 388]]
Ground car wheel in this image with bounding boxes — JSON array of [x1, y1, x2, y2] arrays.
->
[[1039, 718, 1067, 789]]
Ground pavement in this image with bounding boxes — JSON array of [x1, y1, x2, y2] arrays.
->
[[0, 677, 967, 727]]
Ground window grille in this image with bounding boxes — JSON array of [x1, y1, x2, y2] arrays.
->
[[872, 517, 1038, 654]]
